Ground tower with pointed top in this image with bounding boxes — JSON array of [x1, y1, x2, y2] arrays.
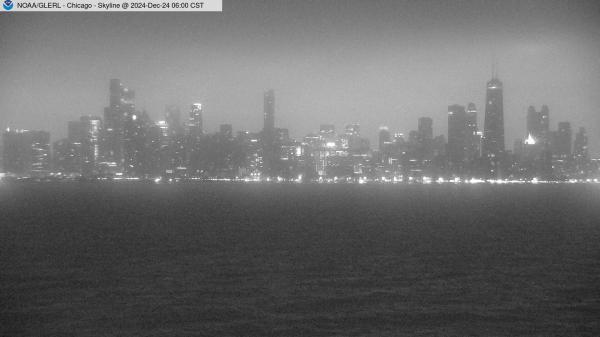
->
[[482, 68, 505, 176]]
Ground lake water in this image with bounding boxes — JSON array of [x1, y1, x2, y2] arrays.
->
[[1, 183, 599, 336]]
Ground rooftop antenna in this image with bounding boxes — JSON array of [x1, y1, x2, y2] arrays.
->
[[494, 59, 499, 79], [491, 52, 498, 79]]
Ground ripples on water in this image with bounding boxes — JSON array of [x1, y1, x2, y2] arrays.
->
[[1, 183, 599, 336]]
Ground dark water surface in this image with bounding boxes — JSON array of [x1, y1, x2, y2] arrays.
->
[[1, 183, 599, 336]]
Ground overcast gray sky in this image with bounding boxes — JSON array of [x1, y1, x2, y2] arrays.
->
[[1, 0, 599, 154]]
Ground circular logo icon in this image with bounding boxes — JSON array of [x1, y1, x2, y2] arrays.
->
[[3, 0, 14, 10]]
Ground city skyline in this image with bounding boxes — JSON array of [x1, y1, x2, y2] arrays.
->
[[1, 72, 596, 157], [1, 0, 599, 155], [3, 4, 600, 336], [0, 73, 597, 157], [2, 76, 595, 182]]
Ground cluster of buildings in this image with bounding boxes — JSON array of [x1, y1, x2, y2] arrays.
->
[[1, 77, 598, 183]]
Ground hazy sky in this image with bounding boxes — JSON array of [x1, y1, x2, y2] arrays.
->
[[1, 0, 599, 154]]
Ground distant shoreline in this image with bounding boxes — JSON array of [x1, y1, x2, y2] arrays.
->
[[2, 176, 599, 186]]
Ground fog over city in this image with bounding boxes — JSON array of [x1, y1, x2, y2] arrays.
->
[[3, 3, 600, 336], [1, 0, 599, 154]]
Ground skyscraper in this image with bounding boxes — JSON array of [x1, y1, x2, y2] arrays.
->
[[263, 90, 275, 135], [67, 120, 84, 172], [103, 79, 135, 168], [276, 128, 290, 143], [417, 117, 433, 160], [418, 117, 433, 140], [188, 103, 203, 138], [29, 131, 51, 176], [2, 129, 50, 176], [483, 74, 504, 176], [146, 121, 170, 176], [378, 126, 391, 151], [123, 110, 150, 176], [262, 89, 277, 177], [345, 124, 360, 137], [378, 126, 392, 164], [540, 105, 550, 141], [465, 103, 479, 164], [68, 120, 83, 144], [165, 105, 183, 138], [80, 115, 102, 176], [448, 104, 467, 172], [573, 127, 588, 161], [53, 139, 79, 175], [3, 129, 27, 174], [526, 105, 550, 143], [163, 105, 185, 175], [555, 122, 572, 158], [526, 106, 538, 138]]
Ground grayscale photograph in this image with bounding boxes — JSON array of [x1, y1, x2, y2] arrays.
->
[[1, 0, 599, 335]]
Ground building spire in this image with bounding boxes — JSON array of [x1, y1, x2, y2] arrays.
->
[[494, 59, 499, 79], [491, 53, 498, 79]]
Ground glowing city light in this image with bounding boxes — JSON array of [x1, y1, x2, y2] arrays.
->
[[524, 133, 536, 145]]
